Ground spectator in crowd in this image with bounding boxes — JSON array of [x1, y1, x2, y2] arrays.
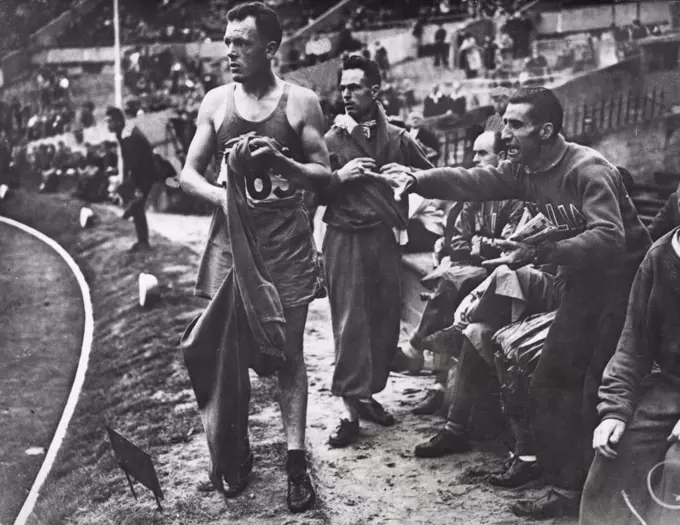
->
[[555, 40, 576, 70], [630, 18, 649, 40], [412, 17, 426, 57], [374, 42, 391, 80], [525, 43, 549, 73], [486, 86, 511, 131], [336, 22, 363, 56], [371, 86, 652, 519], [106, 105, 159, 252], [497, 30, 515, 63], [80, 101, 96, 129], [483, 35, 498, 70], [434, 24, 449, 68], [447, 81, 467, 117], [460, 34, 483, 79], [423, 84, 453, 119], [321, 55, 433, 449], [305, 33, 333, 66], [379, 83, 403, 117], [407, 111, 441, 163]]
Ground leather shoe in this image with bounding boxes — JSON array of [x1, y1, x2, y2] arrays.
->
[[511, 488, 580, 519], [356, 399, 396, 426], [489, 457, 540, 488], [328, 419, 360, 448], [414, 429, 471, 458], [287, 470, 316, 513], [412, 390, 444, 415]]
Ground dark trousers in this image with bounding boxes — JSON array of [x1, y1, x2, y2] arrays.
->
[[580, 375, 680, 525], [124, 190, 150, 244], [446, 335, 501, 431], [529, 265, 637, 491], [323, 225, 402, 399], [434, 43, 449, 67]]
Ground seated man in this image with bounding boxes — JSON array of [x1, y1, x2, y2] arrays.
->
[[580, 227, 680, 525], [414, 263, 562, 490], [399, 130, 524, 414]]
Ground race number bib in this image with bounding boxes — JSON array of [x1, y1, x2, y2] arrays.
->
[[217, 137, 297, 204], [245, 169, 296, 204]]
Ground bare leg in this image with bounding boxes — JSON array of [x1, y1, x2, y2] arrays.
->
[[278, 304, 309, 451], [278, 304, 316, 513]]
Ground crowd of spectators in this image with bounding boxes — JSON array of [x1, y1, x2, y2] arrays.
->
[[55, 0, 340, 48], [0, 0, 73, 54], [121, 46, 220, 116], [0, 68, 95, 145]]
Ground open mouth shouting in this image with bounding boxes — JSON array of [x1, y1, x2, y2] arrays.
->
[[506, 141, 520, 159]]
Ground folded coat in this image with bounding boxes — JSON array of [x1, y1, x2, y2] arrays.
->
[[180, 134, 287, 491]]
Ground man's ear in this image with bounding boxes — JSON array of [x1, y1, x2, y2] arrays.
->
[[265, 41, 279, 59], [539, 122, 554, 142], [371, 84, 381, 100]]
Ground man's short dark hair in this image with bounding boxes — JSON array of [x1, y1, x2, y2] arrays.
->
[[105, 106, 125, 122], [227, 1, 283, 48], [508, 86, 563, 140], [341, 55, 382, 88], [492, 131, 506, 155]]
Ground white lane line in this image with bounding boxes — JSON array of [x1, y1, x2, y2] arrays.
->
[[0, 217, 94, 525]]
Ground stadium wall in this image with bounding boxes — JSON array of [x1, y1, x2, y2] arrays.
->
[[536, 1, 671, 35]]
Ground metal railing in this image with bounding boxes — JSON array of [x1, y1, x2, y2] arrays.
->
[[562, 86, 668, 140]]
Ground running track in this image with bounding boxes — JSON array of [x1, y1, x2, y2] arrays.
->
[[0, 219, 91, 524]]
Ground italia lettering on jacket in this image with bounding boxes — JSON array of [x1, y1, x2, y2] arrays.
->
[[528, 202, 587, 235]]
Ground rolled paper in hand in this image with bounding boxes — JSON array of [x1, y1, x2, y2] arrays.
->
[[138, 272, 160, 308]]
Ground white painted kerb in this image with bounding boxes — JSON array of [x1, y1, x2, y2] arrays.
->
[[0, 217, 94, 525]]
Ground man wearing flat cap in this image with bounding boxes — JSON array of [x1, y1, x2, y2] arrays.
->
[[485, 86, 511, 132]]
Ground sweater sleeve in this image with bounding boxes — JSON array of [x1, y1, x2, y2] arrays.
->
[[412, 161, 520, 202], [538, 164, 626, 267], [647, 194, 679, 242], [597, 250, 656, 423]]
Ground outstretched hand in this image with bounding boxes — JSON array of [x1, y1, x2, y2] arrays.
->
[[481, 239, 536, 268], [365, 166, 417, 202]]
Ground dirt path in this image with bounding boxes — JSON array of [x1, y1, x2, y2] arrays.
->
[[147, 211, 579, 525], [0, 221, 84, 524]]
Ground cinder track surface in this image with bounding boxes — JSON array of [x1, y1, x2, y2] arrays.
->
[[0, 221, 84, 523]]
